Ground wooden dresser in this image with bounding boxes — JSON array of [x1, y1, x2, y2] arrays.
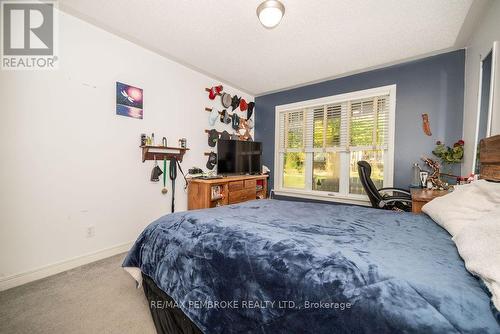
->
[[188, 175, 268, 210]]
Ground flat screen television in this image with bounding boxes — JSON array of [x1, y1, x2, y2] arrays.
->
[[217, 140, 262, 175]]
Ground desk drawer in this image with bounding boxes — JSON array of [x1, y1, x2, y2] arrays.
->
[[228, 181, 244, 191], [229, 189, 255, 204], [244, 179, 256, 189]]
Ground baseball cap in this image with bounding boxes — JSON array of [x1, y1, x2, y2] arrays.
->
[[220, 130, 231, 140], [239, 99, 248, 111], [220, 109, 231, 124], [231, 113, 240, 130], [247, 102, 255, 119], [206, 152, 217, 170], [231, 95, 241, 111], [208, 85, 223, 100], [208, 108, 219, 126], [207, 129, 219, 147]]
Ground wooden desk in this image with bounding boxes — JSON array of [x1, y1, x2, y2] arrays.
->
[[410, 188, 449, 213]]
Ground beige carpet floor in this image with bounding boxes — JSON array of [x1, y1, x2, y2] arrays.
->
[[0, 253, 156, 334]]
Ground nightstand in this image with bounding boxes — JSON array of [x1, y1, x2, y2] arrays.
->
[[410, 189, 450, 214]]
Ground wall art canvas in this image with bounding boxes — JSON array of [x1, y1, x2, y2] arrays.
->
[[116, 82, 143, 119]]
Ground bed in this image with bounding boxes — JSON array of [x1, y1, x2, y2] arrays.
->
[[123, 136, 500, 334]]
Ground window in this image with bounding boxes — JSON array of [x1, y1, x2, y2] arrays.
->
[[274, 85, 395, 204]]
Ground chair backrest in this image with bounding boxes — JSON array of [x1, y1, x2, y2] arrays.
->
[[357, 161, 383, 208]]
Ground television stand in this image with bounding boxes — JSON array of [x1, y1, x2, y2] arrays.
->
[[194, 175, 222, 180], [187, 175, 269, 210]]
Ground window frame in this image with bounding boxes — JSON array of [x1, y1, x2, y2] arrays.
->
[[273, 85, 397, 205]]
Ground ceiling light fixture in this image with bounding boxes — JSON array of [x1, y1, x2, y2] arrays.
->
[[256, 0, 285, 29]]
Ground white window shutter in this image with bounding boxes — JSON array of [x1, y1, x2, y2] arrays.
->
[[348, 95, 389, 149], [278, 111, 286, 152], [325, 104, 342, 148], [280, 110, 305, 152], [376, 96, 390, 149]]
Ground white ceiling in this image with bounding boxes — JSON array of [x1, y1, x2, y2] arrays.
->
[[59, 0, 474, 96]]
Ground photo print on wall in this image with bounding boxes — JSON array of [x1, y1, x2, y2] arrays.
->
[[116, 82, 143, 119]]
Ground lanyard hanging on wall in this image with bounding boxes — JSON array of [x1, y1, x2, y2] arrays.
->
[[162, 157, 168, 194], [169, 158, 177, 213]]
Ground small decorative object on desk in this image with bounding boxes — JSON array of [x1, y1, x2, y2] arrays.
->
[[162, 137, 167, 147], [411, 163, 421, 187], [421, 156, 448, 190], [262, 165, 271, 175], [433, 139, 464, 179], [140, 133, 147, 146], [457, 176, 470, 185], [419, 171, 428, 187], [418, 139, 465, 189], [432, 139, 464, 165], [457, 173, 476, 185], [179, 138, 187, 148]]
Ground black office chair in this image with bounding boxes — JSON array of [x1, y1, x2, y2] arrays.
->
[[357, 161, 412, 212]]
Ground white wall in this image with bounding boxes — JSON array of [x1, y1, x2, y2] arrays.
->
[[0, 10, 253, 286], [463, 0, 500, 173]]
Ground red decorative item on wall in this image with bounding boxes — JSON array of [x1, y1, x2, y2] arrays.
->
[[422, 113, 432, 136], [206, 85, 223, 100], [239, 99, 248, 111]]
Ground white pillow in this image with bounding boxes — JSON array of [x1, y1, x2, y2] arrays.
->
[[453, 208, 500, 310], [422, 180, 500, 236]]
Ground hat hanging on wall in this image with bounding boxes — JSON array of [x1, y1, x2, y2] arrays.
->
[[247, 102, 255, 119], [246, 118, 254, 129], [221, 93, 232, 108], [231, 95, 241, 111], [220, 130, 231, 140], [220, 109, 231, 124], [208, 85, 223, 100], [208, 108, 219, 126], [206, 152, 217, 170], [207, 129, 219, 147], [239, 99, 248, 111], [231, 113, 240, 130]]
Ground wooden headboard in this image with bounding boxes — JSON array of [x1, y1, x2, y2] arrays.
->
[[480, 135, 500, 181]]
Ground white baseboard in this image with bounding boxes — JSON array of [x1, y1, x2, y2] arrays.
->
[[0, 241, 134, 292]]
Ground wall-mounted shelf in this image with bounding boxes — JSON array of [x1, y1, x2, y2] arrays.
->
[[141, 146, 189, 163]]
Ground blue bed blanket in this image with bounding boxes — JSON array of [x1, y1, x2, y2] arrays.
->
[[123, 199, 499, 333]]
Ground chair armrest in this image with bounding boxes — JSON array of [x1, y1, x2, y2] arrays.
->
[[378, 187, 411, 197], [378, 197, 412, 208]]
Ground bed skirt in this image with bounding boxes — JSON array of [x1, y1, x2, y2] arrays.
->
[[142, 273, 202, 334]]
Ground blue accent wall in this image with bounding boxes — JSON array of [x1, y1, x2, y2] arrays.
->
[[255, 50, 465, 192]]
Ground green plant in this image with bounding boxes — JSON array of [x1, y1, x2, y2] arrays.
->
[[432, 139, 464, 164]]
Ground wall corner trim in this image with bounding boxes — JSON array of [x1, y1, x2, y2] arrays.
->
[[0, 241, 134, 292]]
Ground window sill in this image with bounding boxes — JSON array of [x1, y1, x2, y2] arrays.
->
[[272, 189, 371, 206]]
